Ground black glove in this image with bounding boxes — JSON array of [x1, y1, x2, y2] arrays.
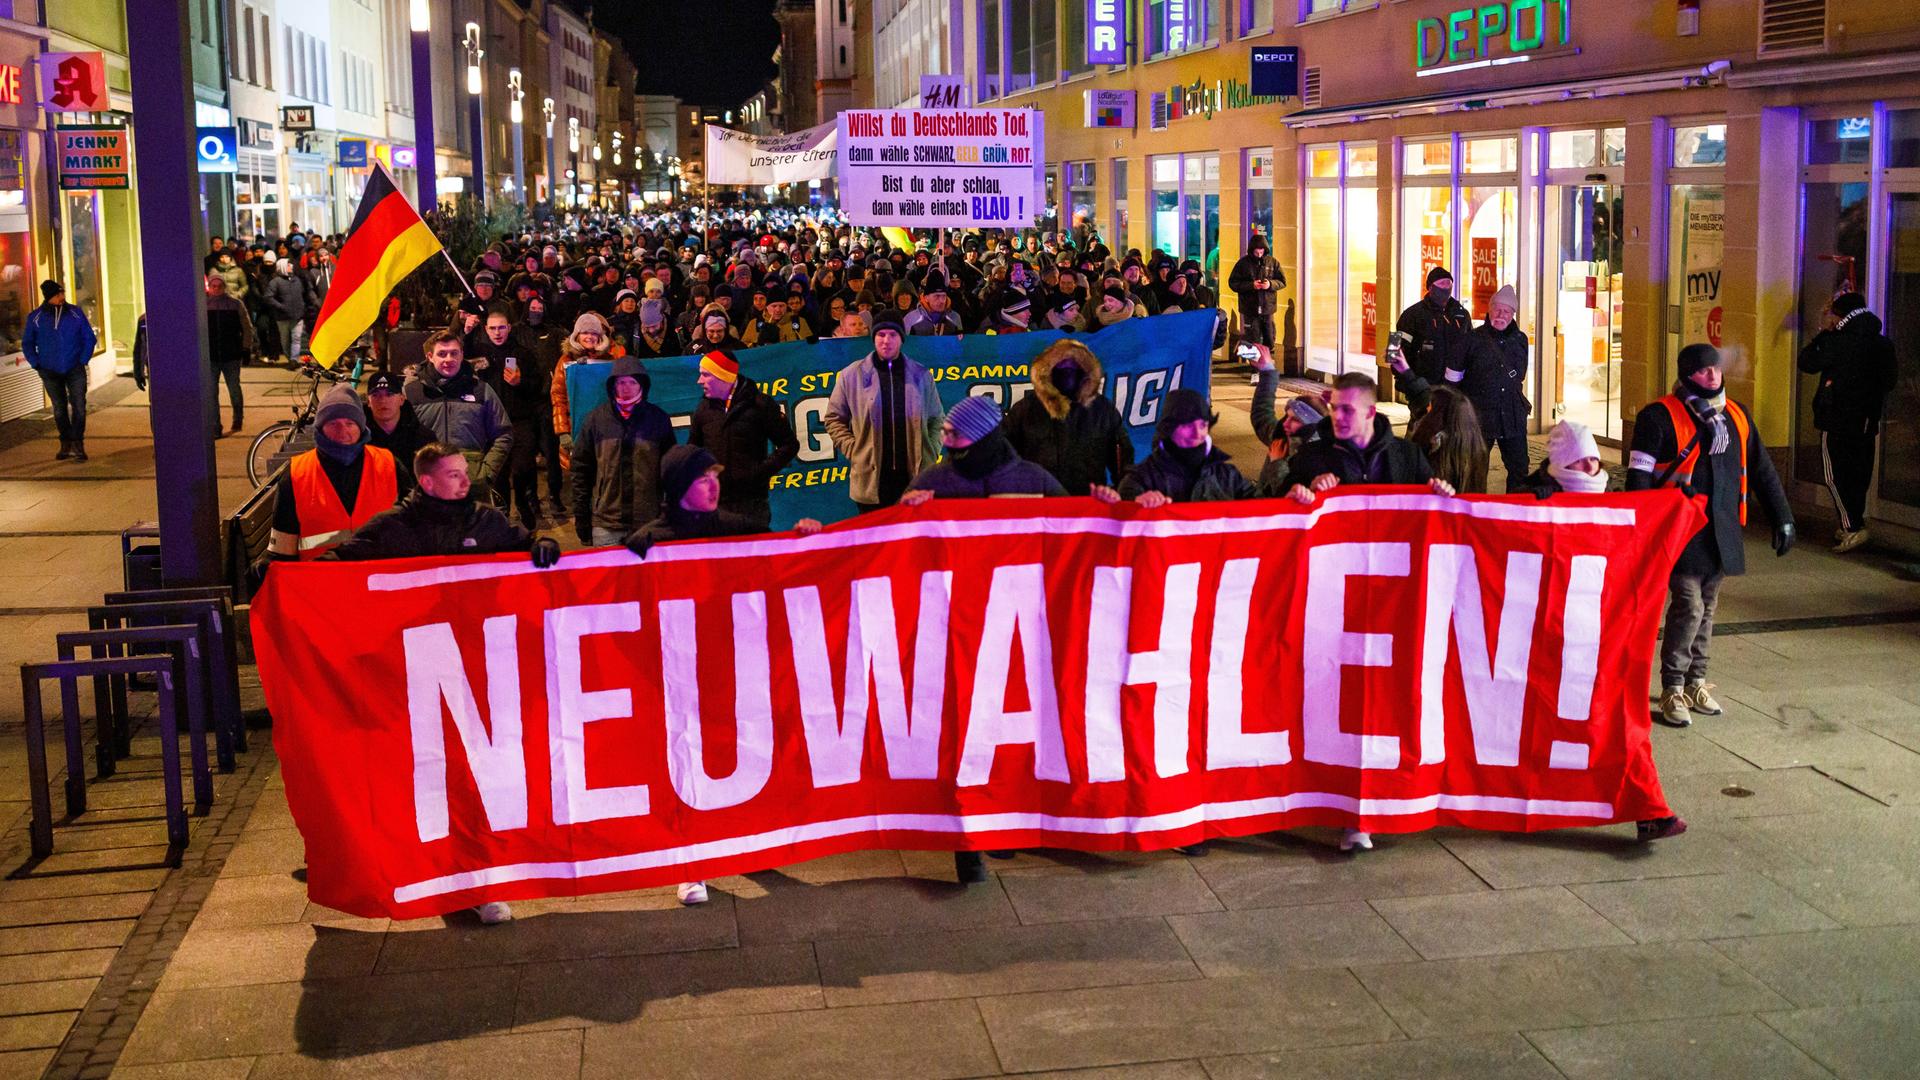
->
[[1677, 482, 1698, 499], [530, 537, 561, 568], [1773, 522, 1796, 558], [625, 532, 654, 560], [1532, 485, 1553, 501]]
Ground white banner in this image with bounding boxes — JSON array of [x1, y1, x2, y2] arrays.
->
[[837, 109, 1040, 229], [704, 122, 839, 186]]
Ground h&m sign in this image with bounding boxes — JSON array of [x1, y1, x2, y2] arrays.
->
[[1417, 0, 1572, 70]]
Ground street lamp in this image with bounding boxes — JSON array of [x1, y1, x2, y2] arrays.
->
[[462, 21, 486, 208], [611, 131, 622, 167], [508, 68, 526, 206], [567, 116, 580, 208], [408, 0, 436, 210], [541, 97, 555, 210]]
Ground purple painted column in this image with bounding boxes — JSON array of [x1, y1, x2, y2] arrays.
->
[[127, 0, 221, 584]]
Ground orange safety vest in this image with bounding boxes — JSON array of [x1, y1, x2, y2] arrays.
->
[[1653, 395, 1750, 525], [290, 446, 400, 559]]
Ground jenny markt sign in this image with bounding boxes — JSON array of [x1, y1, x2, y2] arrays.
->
[[55, 125, 129, 190]]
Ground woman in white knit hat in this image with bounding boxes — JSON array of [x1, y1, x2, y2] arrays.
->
[[1517, 419, 1612, 496]]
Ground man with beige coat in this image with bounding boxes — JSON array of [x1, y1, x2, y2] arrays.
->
[[824, 311, 945, 512]]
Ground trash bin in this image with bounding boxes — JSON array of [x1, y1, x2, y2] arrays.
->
[[121, 522, 164, 592]]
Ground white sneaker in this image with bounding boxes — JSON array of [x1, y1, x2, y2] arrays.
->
[[473, 901, 513, 925], [1339, 828, 1373, 852], [1834, 528, 1870, 554], [1686, 681, 1723, 716], [1657, 688, 1693, 728], [676, 881, 709, 905]]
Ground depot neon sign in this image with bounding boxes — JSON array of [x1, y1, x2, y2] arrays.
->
[[1416, 0, 1572, 72]]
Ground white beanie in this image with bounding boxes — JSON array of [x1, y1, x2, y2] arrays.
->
[[1546, 420, 1608, 493]]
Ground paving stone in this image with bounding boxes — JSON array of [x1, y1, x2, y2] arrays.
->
[[0, 976, 96, 1016], [219, 830, 308, 877], [1659, 766, 1881, 821], [998, 857, 1224, 924], [815, 915, 1199, 1006], [1524, 1015, 1832, 1079], [1164, 900, 1418, 976], [1352, 940, 1790, 1037], [1569, 871, 1841, 942], [1190, 835, 1487, 909], [0, 1048, 56, 1080], [1204, 1032, 1562, 1080], [0, 947, 119, 984], [157, 922, 386, 991], [192, 873, 313, 930], [1762, 861, 1920, 927], [1762, 1000, 1920, 1080], [976, 970, 1399, 1073], [247, 1029, 584, 1079], [376, 895, 738, 973], [1712, 926, 1920, 1006], [1433, 819, 1801, 890], [121, 969, 519, 1063], [1744, 805, 1920, 871], [1017, 1064, 1209, 1080], [1368, 885, 1630, 959], [580, 998, 997, 1080], [1646, 724, 1764, 776], [515, 943, 823, 1027], [21, 845, 173, 875], [0, 1010, 73, 1050], [0, 918, 134, 956], [107, 1060, 255, 1080], [733, 872, 1018, 944], [0, 891, 149, 928]]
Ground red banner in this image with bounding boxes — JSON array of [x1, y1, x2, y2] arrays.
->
[[254, 492, 1702, 918]]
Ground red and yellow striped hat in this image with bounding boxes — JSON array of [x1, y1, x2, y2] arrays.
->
[[699, 350, 739, 383]]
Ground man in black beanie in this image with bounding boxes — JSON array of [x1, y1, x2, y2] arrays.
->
[[1393, 266, 1473, 420], [1627, 342, 1794, 737], [268, 384, 412, 560], [1797, 291, 1898, 552], [825, 311, 944, 512], [1119, 388, 1256, 506]]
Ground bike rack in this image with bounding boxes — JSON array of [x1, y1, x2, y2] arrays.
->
[[54, 625, 212, 816], [89, 594, 242, 771], [22, 654, 188, 862]]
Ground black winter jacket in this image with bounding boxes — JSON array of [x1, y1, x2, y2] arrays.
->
[[1226, 247, 1284, 317], [687, 376, 800, 517], [1456, 321, 1531, 440], [1797, 310, 1899, 436], [1284, 415, 1434, 489], [403, 363, 514, 497], [572, 387, 676, 538], [625, 505, 763, 558], [1395, 296, 1475, 385], [1118, 445, 1256, 502], [325, 491, 532, 561], [906, 434, 1067, 498]]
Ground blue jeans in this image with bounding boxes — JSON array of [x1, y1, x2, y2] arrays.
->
[[39, 366, 88, 442]]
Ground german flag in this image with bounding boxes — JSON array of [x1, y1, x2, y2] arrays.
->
[[306, 162, 442, 368]]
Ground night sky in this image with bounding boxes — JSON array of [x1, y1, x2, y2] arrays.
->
[[595, 0, 782, 108]]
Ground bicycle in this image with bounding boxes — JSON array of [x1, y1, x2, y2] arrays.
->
[[244, 350, 369, 488]]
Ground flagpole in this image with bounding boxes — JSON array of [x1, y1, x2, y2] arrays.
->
[[440, 249, 476, 297]]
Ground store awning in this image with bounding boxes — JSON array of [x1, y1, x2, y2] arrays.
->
[[1282, 62, 1731, 130]]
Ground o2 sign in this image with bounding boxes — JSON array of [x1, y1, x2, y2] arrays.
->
[[196, 126, 237, 174], [1416, 0, 1572, 71]]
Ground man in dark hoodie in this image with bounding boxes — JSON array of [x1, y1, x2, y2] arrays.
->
[[901, 395, 1067, 501], [1285, 372, 1453, 501], [1627, 343, 1793, 731], [1004, 339, 1132, 496], [1226, 232, 1283, 348], [268, 385, 411, 561], [1394, 267, 1474, 420], [573, 355, 676, 546], [1797, 291, 1899, 552], [1119, 388, 1257, 506], [466, 310, 548, 530], [687, 350, 799, 527], [403, 331, 515, 505]]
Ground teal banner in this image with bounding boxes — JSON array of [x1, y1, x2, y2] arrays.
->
[[567, 309, 1218, 528]]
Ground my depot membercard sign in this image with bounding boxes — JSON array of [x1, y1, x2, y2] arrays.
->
[[56, 125, 129, 190], [838, 109, 1040, 229]]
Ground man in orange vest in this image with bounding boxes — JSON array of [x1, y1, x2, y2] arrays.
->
[[1626, 343, 1794, 731], [269, 385, 409, 561]]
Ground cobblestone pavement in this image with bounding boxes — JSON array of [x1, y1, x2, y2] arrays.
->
[[3, 367, 1919, 1078]]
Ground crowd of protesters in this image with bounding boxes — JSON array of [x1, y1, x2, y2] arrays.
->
[[194, 201, 1903, 921]]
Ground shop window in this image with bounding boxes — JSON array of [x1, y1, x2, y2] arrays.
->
[[1549, 127, 1625, 169], [1667, 184, 1726, 361], [1151, 154, 1180, 255], [0, 224, 31, 359], [1066, 160, 1097, 239], [1403, 139, 1451, 176], [1401, 187, 1454, 302], [1245, 147, 1276, 248], [1462, 187, 1519, 319], [1463, 137, 1518, 174], [1889, 109, 1920, 168], [1111, 159, 1130, 254], [1303, 140, 1379, 376], [1306, 187, 1340, 364], [1673, 123, 1727, 167], [1793, 179, 1868, 483], [1806, 116, 1872, 166], [1184, 155, 1221, 278], [1344, 143, 1377, 179], [1307, 145, 1339, 179]]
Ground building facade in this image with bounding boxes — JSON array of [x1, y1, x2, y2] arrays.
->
[[926, 0, 1920, 543]]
